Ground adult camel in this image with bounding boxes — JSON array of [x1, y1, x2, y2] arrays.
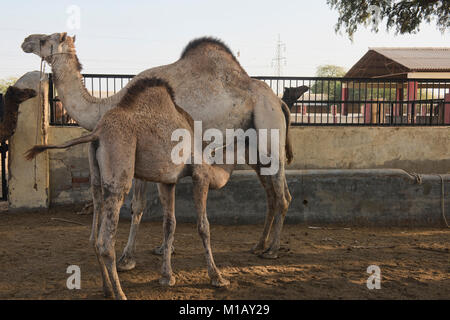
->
[[21, 33, 293, 264]]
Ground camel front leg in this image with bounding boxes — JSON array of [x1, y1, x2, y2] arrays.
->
[[117, 179, 147, 271], [193, 171, 229, 287], [158, 183, 177, 286], [96, 189, 127, 300]]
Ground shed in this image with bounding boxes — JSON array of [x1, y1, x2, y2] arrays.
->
[[345, 47, 450, 79]]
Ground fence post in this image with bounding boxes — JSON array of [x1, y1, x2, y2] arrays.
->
[[407, 81, 418, 123], [364, 103, 371, 123], [341, 84, 349, 116], [445, 93, 450, 125], [395, 86, 403, 117]]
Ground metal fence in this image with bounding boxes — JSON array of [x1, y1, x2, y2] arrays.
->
[[48, 74, 450, 126]]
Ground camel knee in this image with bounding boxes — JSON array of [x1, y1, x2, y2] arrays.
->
[[197, 219, 210, 239], [131, 195, 145, 216], [163, 215, 176, 237], [96, 237, 114, 259], [276, 196, 289, 215]]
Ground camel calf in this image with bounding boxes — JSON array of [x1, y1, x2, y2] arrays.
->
[[26, 78, 232, 300]]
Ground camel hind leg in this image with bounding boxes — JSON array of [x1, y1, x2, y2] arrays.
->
[[251, 90, 292, 259], [260, 166, 290, 259], [249, 170, 276, 255], [158, 183, 177, 286], [88, 142, 113, 298], [192, 167, 229, 287], [117, 179, 148, 271]]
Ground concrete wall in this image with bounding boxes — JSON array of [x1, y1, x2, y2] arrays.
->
[[288, 126, 450, 174], [47, 126, 91, 205], [119, 169, 449, 227]]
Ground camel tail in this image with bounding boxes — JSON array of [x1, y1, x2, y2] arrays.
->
[[280, 100, 294, 165], [25, 131, 99, 161]]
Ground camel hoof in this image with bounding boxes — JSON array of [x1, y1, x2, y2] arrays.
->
[[103, 287, 115, 299], [116, 292, 127, 300], [250, 244, 266, 255], [152, 245, 175, 256], [211, 277, 230, 288], [117, 255, 136, 272], [159, 276, 176, 286], [259, 250, 279, 259]]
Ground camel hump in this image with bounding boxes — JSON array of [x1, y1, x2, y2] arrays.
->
[[119, 77, 176, 108], [180, 37, 236, 60]]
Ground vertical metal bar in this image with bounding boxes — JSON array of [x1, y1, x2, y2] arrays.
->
[[1, 141, 7, 200], [0, 93, 7, 199], [320, 78, 324, 123], [48, 73, 54, 124]]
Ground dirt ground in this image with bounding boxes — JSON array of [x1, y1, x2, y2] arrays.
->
[[0, 206, 449, 300]]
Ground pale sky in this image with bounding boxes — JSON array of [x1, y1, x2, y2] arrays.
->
[[1, 0, 448, 79]]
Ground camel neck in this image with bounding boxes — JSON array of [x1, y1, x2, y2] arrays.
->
[[50, 54, 116, 131]]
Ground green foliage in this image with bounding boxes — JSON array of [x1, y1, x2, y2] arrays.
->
[[316, 64, 347, 77], [311, 65, 347, 100], [327, 0, 449, 39], [0, 77, 18, 95]]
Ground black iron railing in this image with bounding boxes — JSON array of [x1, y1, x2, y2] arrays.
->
[[48, 74, 450, 126]]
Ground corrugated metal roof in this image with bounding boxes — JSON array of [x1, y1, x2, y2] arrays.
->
[[370, 47, 450, 71]]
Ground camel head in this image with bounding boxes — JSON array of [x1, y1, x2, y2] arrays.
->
[[5, 86, 37, 104], [21, 32, 77, 64], [281, 85, 309, 109]]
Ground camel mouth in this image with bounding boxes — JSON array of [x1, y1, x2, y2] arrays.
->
[[21, 41, 34, 53]]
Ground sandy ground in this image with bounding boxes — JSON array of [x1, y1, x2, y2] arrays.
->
[[0, 206, 449, 300]]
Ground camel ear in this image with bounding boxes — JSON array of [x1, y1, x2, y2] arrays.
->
[[60, 32, 67, 42], [72, 35, 76, 43]]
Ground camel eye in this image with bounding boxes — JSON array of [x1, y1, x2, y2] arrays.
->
[[40, 39, 47, 46]]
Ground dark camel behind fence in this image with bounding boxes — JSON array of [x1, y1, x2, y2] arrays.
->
[[0, 86, 37, 142]]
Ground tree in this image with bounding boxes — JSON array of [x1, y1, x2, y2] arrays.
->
[[0, 77, 18, 95], [316, 64, 347, 78], [327, 0, 449, 39], [311, 65, 347, 101]]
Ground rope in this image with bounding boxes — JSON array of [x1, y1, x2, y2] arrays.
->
[[405, 170, 448, 228], [408, 172, 423, 185], [437, 174, 449, 228], [33, 58, 45, 190], [32, 46, 75, 190]]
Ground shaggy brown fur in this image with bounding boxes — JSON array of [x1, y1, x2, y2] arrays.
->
[[180, 37, 244, 71], [181, 37, 235, 59], [0, 86, 36, 142], [119, 78, 175, 108]]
